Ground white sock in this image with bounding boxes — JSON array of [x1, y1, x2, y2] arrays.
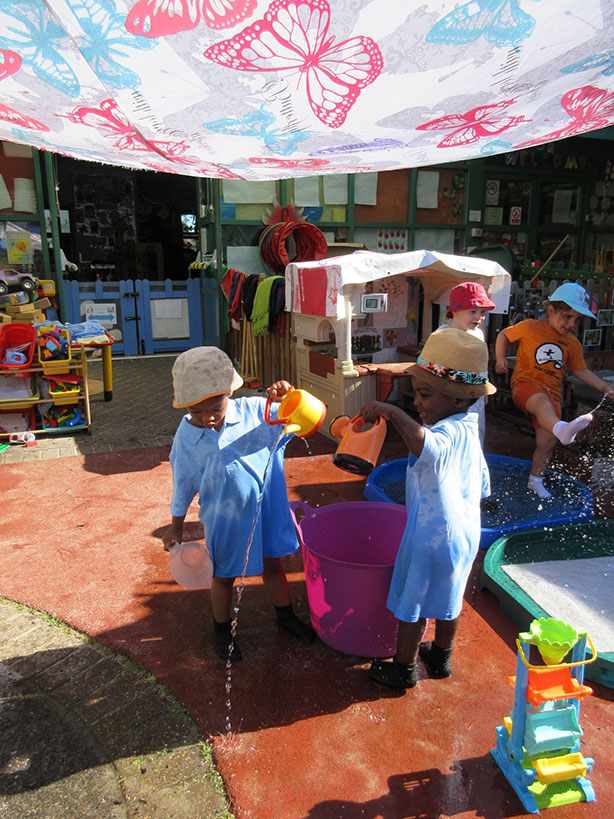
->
[[527, 475, 552, 500], [552, 414, 593, 445]]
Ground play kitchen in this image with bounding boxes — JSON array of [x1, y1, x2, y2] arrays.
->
[[284, 249, 511, 436]]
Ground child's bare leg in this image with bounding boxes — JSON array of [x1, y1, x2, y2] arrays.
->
[[396, 618, 428, 664], [263, 557, 315, 644], [417, 617, 458, 678], [369, 618, 426, 690], [262, 556, 291, 606], [531, 427, 557, 477], [525, 392, 593, 446], [211, 576, 235, 622], [210, 576, 242, 661]]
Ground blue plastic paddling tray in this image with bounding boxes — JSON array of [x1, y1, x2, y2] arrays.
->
[[480, 520, 614, 689], [364, 454, 594, 549]]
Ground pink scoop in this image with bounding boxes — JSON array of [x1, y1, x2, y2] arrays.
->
[[169, 541, 213, 589]]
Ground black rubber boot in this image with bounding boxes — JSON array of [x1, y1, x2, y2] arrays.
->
[[418, 641, 452, 678], [213, 619, 242, 661], [369, 659, 417, 690], [275, 604, 316, 644]]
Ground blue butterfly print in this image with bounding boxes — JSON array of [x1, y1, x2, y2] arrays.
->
[[561, 49, 614, 78], [203, 108, 310, 156], [0, 0, 80, 96], [480, 139, 514, 155], [426, 1, 536, 48], [66, 0, 154, 90]]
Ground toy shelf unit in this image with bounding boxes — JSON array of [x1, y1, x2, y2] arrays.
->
[[0, 328, 91, 438], [491, 618, 597, 814]]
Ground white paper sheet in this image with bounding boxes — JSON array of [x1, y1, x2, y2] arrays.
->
[[2, 143, 32, 158], [354, 172, 379, 205], [222, 180, 276, 204], [416, 170, 439, 209], [153, 298, 183, 319], [13, 177, 37, 213], [323, 174, 348, 205], [0, 174, 12, 210], [553, 189, 573, 223], [294, 177, 320, 207], [227, 245, 264, 276]]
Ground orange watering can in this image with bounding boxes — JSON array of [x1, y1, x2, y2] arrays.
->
[[265, 386, 327, 437], [330, 414, 387, 475]]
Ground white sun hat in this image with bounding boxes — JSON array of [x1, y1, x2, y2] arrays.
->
[[172, 346, 243, 408]]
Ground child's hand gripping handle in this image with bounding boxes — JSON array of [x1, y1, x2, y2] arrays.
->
[[264, 385, 295, 426]]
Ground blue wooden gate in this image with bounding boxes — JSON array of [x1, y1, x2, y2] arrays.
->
[[64, 277, 221, 355]]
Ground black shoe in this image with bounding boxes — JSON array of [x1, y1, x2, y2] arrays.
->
[[275, 605, 316, 644], [369, 659, 417, 690], [213, 620, 242, 662], [418, 641, 452, 678]]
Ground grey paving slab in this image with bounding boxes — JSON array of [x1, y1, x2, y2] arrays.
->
[[0, 600, 232, 819]]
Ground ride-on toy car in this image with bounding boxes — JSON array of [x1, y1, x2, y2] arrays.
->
[[0, 268, 39, 296]]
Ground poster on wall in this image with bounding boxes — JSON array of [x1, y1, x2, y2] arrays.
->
[[351, 325, 382, 355], [376, 229, 408, 252], [6, 229, 32, 264]]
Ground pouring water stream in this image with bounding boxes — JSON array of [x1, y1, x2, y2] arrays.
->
[[224, 427, 286, 736]]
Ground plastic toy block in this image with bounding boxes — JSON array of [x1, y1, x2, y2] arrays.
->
[[533, 752, 588, 784], [508, 666, 593, 706], [523, 706, 582, 756]]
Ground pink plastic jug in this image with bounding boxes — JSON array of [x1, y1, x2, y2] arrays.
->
[[169, 541, 213, 589]]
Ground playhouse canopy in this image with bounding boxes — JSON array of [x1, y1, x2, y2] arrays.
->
[[285, 249, 511, 318], [0, 1, 612, 179]]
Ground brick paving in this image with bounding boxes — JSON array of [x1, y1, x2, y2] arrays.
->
[[1, 354, 182, 464]]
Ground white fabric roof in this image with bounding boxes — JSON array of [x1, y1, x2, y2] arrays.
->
[[0, 1, 612, 178], [286, 249, 511, 318]]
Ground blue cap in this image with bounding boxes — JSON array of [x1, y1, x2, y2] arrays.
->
[[548, 283, 595, 320]]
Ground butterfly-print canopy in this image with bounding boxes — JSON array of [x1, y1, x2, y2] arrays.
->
[[0, 0, 612, 179]]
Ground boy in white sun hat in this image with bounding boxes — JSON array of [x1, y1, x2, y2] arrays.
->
[[496, 283, 614, 499], [163, 346, 315, 661]]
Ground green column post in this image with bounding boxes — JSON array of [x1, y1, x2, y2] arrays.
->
[[43, 151, 66, 320]]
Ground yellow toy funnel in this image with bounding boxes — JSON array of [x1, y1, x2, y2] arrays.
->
[[265, 387, 327, 437], [519, 618, 579, 665]]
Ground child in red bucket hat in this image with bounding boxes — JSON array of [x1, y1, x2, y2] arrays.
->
[[444, 281, 495, 336], [440, 281, 495, 444]]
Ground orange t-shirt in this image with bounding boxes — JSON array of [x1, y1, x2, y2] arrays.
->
[[506, 318, 586, 401]]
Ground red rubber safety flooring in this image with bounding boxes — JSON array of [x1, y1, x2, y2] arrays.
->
[[2, 429, 613, 819]]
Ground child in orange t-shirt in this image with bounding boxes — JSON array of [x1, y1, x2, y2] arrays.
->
[[495, 283, 614, 498]]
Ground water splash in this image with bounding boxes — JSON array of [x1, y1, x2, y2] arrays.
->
[[224, 427, 286, 736]]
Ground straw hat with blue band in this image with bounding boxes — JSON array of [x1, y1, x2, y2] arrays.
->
[[548, 283, 596, 320], [405, 328, 497, 399]]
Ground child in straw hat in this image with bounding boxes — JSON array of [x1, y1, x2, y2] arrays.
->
[[359, 328, 495, 690], [162, 346, 315, 661]]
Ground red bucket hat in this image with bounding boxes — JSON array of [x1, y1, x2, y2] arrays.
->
[[446, 281, 496, 319]]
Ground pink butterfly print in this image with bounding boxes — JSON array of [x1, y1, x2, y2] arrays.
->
[[203, 0, 383, 129], [249, 156, 329, 168], [126, 0, 257, 38], [64, 99, 189, 159], [0, 49, 21, 82], [417, 99, 528, 148], [0, 103, 49, 131], [517, 85, 614, 148]]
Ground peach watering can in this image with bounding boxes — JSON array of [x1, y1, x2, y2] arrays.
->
[[330, 414, 387, 475], [265, 386, 327, 437]]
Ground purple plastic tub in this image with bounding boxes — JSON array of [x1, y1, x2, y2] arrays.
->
[[291, 501, 407, 658]]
